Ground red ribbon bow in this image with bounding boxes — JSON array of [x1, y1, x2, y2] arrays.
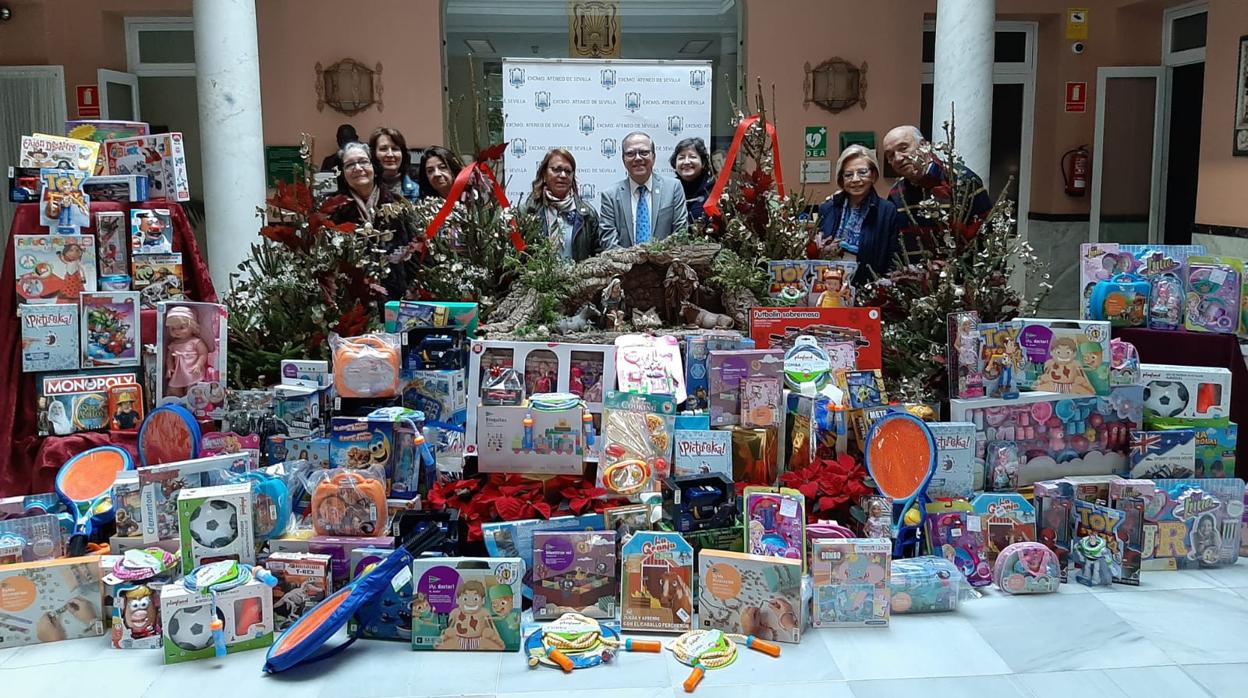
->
[[423, 142, 526, 251], [702, 115, 786, 218]]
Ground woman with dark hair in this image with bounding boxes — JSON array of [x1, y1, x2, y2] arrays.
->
[[328, 141, 421, 301], [369, 127, 419, 202], [524, 148, 606, 262], [416, 146, 464, 199], [670, 137, 714, 220]]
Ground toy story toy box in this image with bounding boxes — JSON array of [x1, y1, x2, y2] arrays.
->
[[698, 548, 804, 643], [410, 557, 524, 651]]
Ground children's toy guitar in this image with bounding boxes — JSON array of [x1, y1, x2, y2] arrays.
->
[[666, 628, 780, 693], [524, 612, 660, 672]]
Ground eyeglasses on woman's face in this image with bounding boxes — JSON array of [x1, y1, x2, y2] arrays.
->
[[547, 165, 573, 176], [841, 168, 873, 181], [344, 159, 372, 171]]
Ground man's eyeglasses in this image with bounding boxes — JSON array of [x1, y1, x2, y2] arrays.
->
[[841, 168, 873, 181], [623, 149, 653, 160], [547, 166, 574, 176], [343, 160, 372, 171]]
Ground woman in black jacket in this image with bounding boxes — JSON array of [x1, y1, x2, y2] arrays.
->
[[815, 145, 902, 286], [525, 148, 606, 262], [670, 137, 715, 221]]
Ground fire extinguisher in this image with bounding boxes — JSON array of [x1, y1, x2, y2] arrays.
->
[[1062, 146, 1090, 197]]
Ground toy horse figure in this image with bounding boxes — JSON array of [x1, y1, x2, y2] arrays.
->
[[680, 301, 734, 330]]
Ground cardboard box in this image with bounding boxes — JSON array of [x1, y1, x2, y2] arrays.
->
[[479, 404, 586, 475], [1140, 363, 1233, 425], [673, 429, 732, 478], [37, 369, 140, 436], [79, 291, 141, 369], [410, 557, 524, 651], [14, 233, 97, 304], [108, 568, 174, 649], [532, 531, 617, 620], [401, 369, 467, 425], [747, 306, 882, 369], [138, 453, 252, 543], [707, 349, 783, 426], [267, 552, 332, 632], [176, 483, 255, 574], [620, 531, 694, 633], [82, 174, 148, 203], [698, 548, 803, 642], [928, 422, 978, 497], [1193, 424, 1238, 478], [683, 333, 751, 410], [810, 538, 891, 627], [161, 573, 273, 663], [104, 132, 190, 201], [384, 300, 480, 336], [155, 301, 228, 420], [1129, 429, 1197, 478], [1016, 318, 1112, 395], [19, 303, 80, 372], [0, 556, 104, 648], [279, 359, 331, 388]]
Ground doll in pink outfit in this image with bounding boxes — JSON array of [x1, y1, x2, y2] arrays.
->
[[164, 306, 209, 397]]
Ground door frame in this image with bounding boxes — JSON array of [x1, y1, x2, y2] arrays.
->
[[97, 69, 141, 121], [1090, 66, 1165, 244], [1157, 1, 1208, 236]]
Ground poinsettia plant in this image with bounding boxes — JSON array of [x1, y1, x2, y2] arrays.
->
[[778, 453, 874, 524], [427, 473, 630, 542]]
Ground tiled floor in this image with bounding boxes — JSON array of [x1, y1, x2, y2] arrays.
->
[[4, 564, 1248, 697]]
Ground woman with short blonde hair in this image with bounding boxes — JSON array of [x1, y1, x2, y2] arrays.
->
[[814, 144, 902, 285]]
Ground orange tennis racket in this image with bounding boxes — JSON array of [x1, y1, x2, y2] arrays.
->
[[863, 412, 937, 539], [55, 445, 133, 555]]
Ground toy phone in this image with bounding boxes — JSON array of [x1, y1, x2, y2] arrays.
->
[[311, 471, 387, 536]]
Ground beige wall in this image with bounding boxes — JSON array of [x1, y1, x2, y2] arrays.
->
[[1194, 0, 1248, 228]]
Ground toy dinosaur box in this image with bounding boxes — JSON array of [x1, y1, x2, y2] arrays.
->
[[266, 552, 332, 632]]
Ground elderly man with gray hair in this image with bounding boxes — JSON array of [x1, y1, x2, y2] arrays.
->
[[600, 131, 688, 249], [880, 125, 992, 264]]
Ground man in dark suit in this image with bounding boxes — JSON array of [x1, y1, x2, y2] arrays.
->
[[600, 131, 688, 248]]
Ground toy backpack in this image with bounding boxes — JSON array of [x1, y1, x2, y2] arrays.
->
[[1088, 273, 1149, 327], [992, 541, 1060, 595]]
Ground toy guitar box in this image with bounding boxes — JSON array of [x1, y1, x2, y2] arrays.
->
[[699, 548, 804, 642], [620, 531, 694, 633], [104, 132, 190, 201], [410, 557, 524, 651]]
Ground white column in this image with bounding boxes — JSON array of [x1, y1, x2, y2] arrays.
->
[[932, 0, 995, 185], [192, 0, 266, 296]]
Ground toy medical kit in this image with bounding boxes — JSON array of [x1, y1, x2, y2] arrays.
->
[[620, 530, 694, 633], [93, 210, 129, 276], [863, 412, 937, 555], [131, 253, 184, 308], [743, 487, 805, 568], [19, 302, 79, 372], [309, 468, 387, 537], [13, 233, 97, 304], [532, 531, 617, 620], [331, 332, 401, 399], [708, 349, 784, 426], [79, 290, 139, 368], [56, 445, 132, 554], [1088, 273, 1150, 327], [162, 561, 276, 663], [103, 547, 177, 649], [1143, 478, 1245, 570], [988, 543, 1057, 596], [410, 556, 524, 651], [699, 549, 803, 642], [666, 628, 781, 693], [0, 556, 104, 649], [1148, 271, 1184, 330], [1140, 364, 1232, 426], [1016, 319, 1110, 396], [977, 321, 1023, 399], [130, 207, 174, 254], [661, 473, 736, 533], [104, 131, 190, 201], [928, 421, 977, 497], [810, 538, 890, 627], [176, 483, 256, 574], [263, 527, 444, 672], [1184, 256, 1243, 334], [927, 507, 991, 587], [947, 310, 984, 398], [478, 402, 587, 475], [673, 429, 732, 478], [598, 391, 676, 496], [888, 556, 968, 614], [524, 612, 661, 672]]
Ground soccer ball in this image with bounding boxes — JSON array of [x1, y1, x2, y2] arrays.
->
[[166, 604, 221, 651], [1143, 380, 1189, 418], [189, 499, 238, 548]]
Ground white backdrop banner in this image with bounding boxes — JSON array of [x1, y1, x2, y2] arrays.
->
[[501, 58, 712, 209]]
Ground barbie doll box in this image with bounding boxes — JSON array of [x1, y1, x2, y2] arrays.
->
[[698, 549, 803, 643], [410, 556, 524, 651], [0, 556, 104, 649], [811, 538, 891, 628], [1016, 319, 1111, 396]]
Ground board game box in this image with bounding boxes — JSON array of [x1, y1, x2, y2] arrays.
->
[[532, 530, 617, 620], [19, 302, 79, 372]]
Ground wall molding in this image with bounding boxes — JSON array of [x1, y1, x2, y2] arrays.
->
[[1194, 223, 1248, 239]]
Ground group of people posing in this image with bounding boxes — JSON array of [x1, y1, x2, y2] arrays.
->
[[323, 122, 992, 298]]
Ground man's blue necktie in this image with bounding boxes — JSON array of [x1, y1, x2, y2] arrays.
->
[[635, 184, 651, 244]]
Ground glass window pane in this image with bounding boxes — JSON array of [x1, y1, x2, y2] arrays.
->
[[106, 82, 134, 120], [994, 31, 1027, 63], [922, 30, 935, 63], [1170, 12, 1207, 53], [137, 30, 196, 64]]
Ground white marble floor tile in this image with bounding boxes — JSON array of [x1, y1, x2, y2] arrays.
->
[[820, 612, 1009, 681], [660, 627, 840, 691], [1103, 665, 1214, 697], [681, 680, 856, 698], [314, 642, 503, 698], [963, 591, 1170, 672], [499, 690, 670, 698], [1181, 663, 1248, 698], [1095, 588, 1248, 665], [1086, 569, 1221, 593], [1203, 560, 1248, 589], [1011, 669, 1127, 697], [0, 633, 123, 667], [495, 638, 672, 693], [140, 649, 287, 698], [847, 674, 1030, 698], [3, 660, 162, 698]]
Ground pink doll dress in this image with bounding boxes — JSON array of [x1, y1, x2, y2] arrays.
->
[[167, 338, 207, 389]]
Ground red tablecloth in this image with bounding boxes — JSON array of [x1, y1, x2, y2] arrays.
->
[[1116, 327, 1248, 480], [1, 201, 216, 496]]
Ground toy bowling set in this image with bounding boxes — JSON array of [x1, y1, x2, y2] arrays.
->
[[410, 557, 524, 651], [1139, 364, 1231, 426], [176, 483, 256, 574], [13, 234, 97, 304], [532, 530, 617, 620], [160, 571, 273, 663], [1016, 319, 1111, 396], [620, 531, 695, 633], [79, 291, 140, 368], [698, 549, 803, 643], [19, 303, 80, 372], [267, 552, 332, 631], [810, 538, 891, 628], [0, 556, 104, 649]]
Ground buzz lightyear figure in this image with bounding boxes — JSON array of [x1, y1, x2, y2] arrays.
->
[[1070, 534, 1117, 586]]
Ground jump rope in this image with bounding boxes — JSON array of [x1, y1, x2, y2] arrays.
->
[[666, 629, 781, 692]]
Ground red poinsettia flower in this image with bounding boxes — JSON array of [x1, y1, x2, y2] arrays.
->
[[779, 453, 873, 523]]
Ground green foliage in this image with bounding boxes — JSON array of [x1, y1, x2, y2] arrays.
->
[[502, 210, 574, 327], [710, 248, 770, 300]]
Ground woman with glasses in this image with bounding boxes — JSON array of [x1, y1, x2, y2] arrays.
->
[[329, 141, 420, 301], [525, 148, 606, 262], [815, 144, 902, 285], [670, 137, 715, 221]]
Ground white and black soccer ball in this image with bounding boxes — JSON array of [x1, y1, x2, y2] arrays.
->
[[189, 499, 238, 548], [1143, 380, 1190, 418], [166, 604, 222, 651]]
